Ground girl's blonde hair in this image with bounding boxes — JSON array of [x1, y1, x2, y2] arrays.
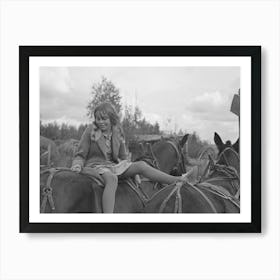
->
[[94, 102, 120, 126]]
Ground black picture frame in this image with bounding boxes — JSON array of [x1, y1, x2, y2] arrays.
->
[[20, 46, 261, 233]]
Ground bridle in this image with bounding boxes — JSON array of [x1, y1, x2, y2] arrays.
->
[[217, 147, 239, 171], [165, 140, 186, 175], [201, 148, 240, 198]]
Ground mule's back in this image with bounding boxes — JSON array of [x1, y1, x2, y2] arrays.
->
[[145, 182, 240, 213], [40, 169, 103, 213]]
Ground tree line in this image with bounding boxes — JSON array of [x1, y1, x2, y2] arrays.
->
[[40, 76, 211, 158], [40, 76, 161, 143]]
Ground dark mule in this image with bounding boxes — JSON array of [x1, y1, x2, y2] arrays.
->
[[196, 132, 240, 199], [40, 169, 102, 213], [40, 168, 146, 213], [199, 147, 240, 199], [40, 134, 190, 213], [144, 134, 240, 213], [152, 134, 189, 175], [144, 182, 239, 213], [134, 134, 189, 199]]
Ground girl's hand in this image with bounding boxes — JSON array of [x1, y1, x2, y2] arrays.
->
[[71, 164, 82, 173]]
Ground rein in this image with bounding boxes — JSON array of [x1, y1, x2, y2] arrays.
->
[[156, 180, 240, 213], [158, 182, 183, 213], [40, 168, 59, 212], [166, 140, 186, 174], [40, 167, 78, 212], [197, 182, 240, 208], [157, 182, 218, 213]]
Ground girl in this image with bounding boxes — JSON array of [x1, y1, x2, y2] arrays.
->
[[71, 102, 186, 213]]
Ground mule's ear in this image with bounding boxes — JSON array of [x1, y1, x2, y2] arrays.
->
[[232, 138, 239, 154], [214, 132, 224, 152], [179, 134, 189, 148], [214, 132, 224, 146]]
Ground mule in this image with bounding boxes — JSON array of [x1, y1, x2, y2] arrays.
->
[[144, 181, 239, 213], [40, 134, 190, 213], [189, 133, 240, 192], [198, 147, 240, 199], [144, 135, 240, 213], [132, 134, 189, 199], [40, 169, 146, 213], [199, 132, 240, 197], [152, 134, 188, 175], [40, 135, 60, 166]]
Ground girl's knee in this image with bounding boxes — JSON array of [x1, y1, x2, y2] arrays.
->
[[135, 161, 148, 173], [103, 172, 118, 187]]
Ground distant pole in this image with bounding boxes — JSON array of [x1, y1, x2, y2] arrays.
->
[[47, 144, 51, 166], [230, 89, 240, 137]]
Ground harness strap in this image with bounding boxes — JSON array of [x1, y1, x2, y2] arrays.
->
[[159, 183, 180, 213], [197, 181, 231, 196], [234, 188, 240, 200], [166, 141, 180, 161], [174, 187, 183, 213], [207, 176, 239, 196], [198, 183, 240, 209], [221, 151, 230, 166], [199, 160, 210, 182], [124, 178, 149, 205], [177, 187, 183, 213], [41, 168, 57, 212], [40, 194, 48, 213], [206, 176, 239, 182], [166, 140, 183, 170], [187, 184, 218, 213], [147, 143, 160, 170]]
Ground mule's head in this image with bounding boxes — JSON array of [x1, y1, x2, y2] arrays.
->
[[216, 147, 240, 174], [214, 132, 239, 155], [151, 134, 189, 175]]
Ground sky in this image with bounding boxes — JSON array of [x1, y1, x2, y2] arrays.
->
[[40, 67, 240, 143]]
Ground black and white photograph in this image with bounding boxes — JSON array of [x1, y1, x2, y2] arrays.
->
[[40, 66, 240, 214], [20, 46, 260, 232]]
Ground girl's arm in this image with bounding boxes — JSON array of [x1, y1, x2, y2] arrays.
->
[[72, 125, 91, 168], [118, 136, 128, 161]]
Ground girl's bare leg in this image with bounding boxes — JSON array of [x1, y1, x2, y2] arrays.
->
[[101, 171, 118, 213], [120, 161, 183, 184]]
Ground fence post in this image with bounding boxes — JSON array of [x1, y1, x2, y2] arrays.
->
[[47, 144, 51, 166]]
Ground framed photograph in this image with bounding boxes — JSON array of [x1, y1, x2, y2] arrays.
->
[[20, 46, 261, 233]]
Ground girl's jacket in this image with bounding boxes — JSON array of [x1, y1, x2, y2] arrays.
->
[[72, 123, 127, 168]]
